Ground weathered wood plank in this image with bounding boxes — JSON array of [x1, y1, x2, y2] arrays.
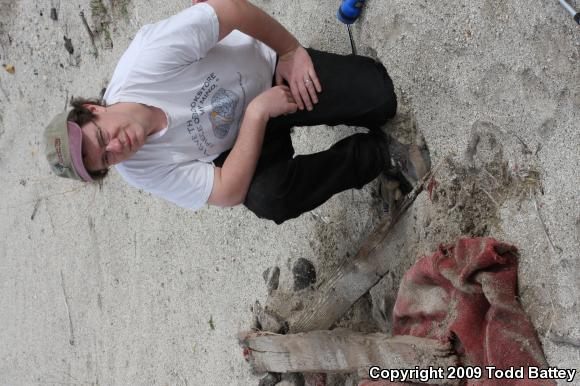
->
[[287, 172, 432, 333], [240, 329, 457, 384]]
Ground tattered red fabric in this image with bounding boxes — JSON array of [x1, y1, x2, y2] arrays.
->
[[359, 237, 553, 386]]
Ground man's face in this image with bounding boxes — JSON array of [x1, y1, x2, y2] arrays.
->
[[80, 106, 147, 172]]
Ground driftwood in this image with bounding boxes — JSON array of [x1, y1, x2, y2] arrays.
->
[[241, 329, 457, 384], [286, 172, 432, 333]]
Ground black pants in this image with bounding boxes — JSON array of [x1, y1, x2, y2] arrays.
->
[[216, 49, 397, 224]]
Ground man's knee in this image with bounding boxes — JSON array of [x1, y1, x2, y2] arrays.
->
[[244, 178, 295, 224], [363, 59, 397, 126], [244, 196, 293, 224], [375, 60, 397, 120], [383, 85, 397, 120]]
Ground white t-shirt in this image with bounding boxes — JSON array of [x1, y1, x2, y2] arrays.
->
[[106, 4, 276, 210]]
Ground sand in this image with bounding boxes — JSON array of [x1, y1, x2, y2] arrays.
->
[[0, 0, 578, 385]]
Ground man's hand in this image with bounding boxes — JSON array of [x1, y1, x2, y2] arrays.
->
[[204, 0, 320, 109], [191, 0, 207, 4], [207, 86, 297, 207], [275, 46, 322, 112], [249, 85, 298, 119]]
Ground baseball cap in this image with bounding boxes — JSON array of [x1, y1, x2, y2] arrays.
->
[[43, 111, 94, 182]]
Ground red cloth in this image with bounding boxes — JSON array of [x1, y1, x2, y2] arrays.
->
[[360, 237, 553, 386]]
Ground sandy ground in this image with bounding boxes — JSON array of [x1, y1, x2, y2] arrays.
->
[[0, 0, 578, 385]]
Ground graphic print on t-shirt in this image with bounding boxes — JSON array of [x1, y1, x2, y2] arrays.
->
[[210, 88, 239, 138], [185, 72, 247, 157]]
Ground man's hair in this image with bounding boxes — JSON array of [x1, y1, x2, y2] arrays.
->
[[67, 97, 109, 180]]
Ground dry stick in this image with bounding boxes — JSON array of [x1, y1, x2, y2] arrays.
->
[[79, 11, 99, 58], [311, 209, 330, 224], [549, 332, 580, 348], [30, 199, 41, 220], [60, 270, 75, 346], [531, 189, 558, 338], [480, 166, 500, 187], [241, 329, 458, 384], [532, 191, 557, 256], [480, 187, 500, 208], [288, 161, 444, 334]]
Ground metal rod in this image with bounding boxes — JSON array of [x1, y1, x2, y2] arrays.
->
[[347, 24, 357, 55], [558, 0, 580, 24], [559, 0, 576, 16]]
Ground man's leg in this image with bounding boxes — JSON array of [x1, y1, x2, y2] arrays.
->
[[244, 50, 397, 224], [244, 132, 385, 224], [271, 49, 397, 130]]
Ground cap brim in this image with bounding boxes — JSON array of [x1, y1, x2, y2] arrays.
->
[[67, 121, 94, 182]]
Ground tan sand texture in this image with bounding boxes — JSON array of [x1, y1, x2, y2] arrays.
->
[[0, 0, 578, 385]]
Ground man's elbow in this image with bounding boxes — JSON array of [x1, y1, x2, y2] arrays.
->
[[208, 166, 250, 207], [217, 194, 245, 208], [207, 0, 249, 39], [207, 187, 246, 207]]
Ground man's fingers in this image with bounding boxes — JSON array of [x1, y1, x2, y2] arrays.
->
[[291, 82, 305, 110], [309, 69, 322, 93], [275, 72, 284, 86], [283, 88, 298, 115], [304, 79, 318, 105], [297, 82, 313, 111]]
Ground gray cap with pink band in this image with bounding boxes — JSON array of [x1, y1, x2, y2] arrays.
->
[[43, 111, 94, 182]]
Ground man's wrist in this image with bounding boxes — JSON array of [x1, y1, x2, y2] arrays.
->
[[245, 102, 270, 125], [279, 42, 301, 61]]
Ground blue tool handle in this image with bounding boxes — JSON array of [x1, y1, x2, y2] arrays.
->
[[337, 0, 366, 24]]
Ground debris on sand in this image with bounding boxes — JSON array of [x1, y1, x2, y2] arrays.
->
[[262, 266, 280, 294], [426, 122, 541, 238], [79, 10, 98, 57], [63, 36, 74, 54], [2, 64, 15, 74], [292, 258, 316, 291], [90, 0, 114, 50], [258, 372, 281, 386]]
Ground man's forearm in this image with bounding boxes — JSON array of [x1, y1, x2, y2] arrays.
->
[[209, 105, 269, 206], [208, 0, 300, 56], [232, 0, 299, 55]]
